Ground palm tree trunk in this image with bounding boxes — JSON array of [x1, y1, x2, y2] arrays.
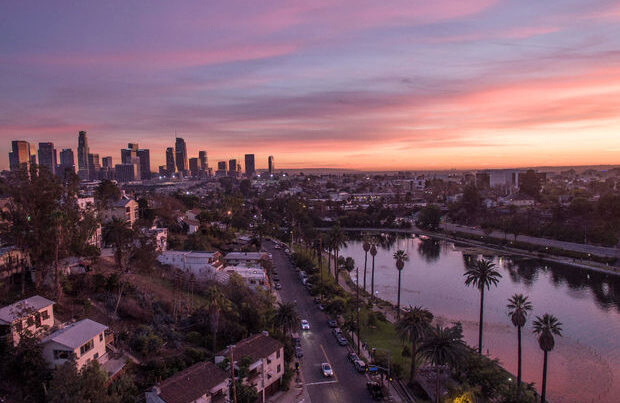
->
[[435, 365, 440, 403], [478, 287, 485, 354], [327, 248, 331, 275], [363, 251, 368, 292], [517, 325, 522, 399], [334, 248, 339, 284], [541, 350, 548, 403], [397, 270, 402, 319], [212, 313, 220, 352], [371, 255, 376, 300]]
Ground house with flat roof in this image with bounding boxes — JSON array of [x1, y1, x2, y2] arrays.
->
[[0, 295, 54, 346], [41, 318, 108, 371], [215, 333, 284, 402], [223, 252, 270, 267], [157, 250, 223, 280], [145, 361, 229, 403], [222, 266, 268, 291]]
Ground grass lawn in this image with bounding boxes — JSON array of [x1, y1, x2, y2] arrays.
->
[[359, 307, 410, 380]]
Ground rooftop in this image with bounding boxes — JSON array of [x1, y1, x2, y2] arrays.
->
[[0, 295, 54, 324], [217, 333, 283, 363], [224, 252, 267, 260], [157, 361, 228, 403], [41, 319, 107, 349]]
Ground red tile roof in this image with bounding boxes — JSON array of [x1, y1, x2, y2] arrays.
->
[[218, 333, 283, 363], [158, 361, 228, 403]]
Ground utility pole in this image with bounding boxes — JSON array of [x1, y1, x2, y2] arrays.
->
[[261, 358, 266, 403], [229, 345, 237, 403], [356, 263, 360, 355]]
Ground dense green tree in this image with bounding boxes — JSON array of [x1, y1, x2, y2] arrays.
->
[[274, 302, 300, 335], [464, 259, 502, 354], [416, 204, 442, 230], [419, 324, 467, 403], [519, 170, 541, 198], [205, 286, 232, 352], [395, 306, 433, 384], [94, 179, 121, 209]]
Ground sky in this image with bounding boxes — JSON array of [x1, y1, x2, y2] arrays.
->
[[1, 0, 620, 171]]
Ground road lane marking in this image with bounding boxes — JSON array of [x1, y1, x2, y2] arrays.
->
[[305, 380, 339, 386], [319, 344, 338, 382]]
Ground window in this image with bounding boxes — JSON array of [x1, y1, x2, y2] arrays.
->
[[35, 313, 42, 328], [277, 364, 281, 373], [26, 316, 34, 327], [41, 310, 49, 320], [94, 352, 99, 359], [54, 350, 71, 360], [80, 339, 94, 355], [14, 321, 22, 333], [276, 350, 280, 359], [99, 333, 103, 342]]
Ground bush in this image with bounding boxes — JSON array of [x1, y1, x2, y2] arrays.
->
[[130, 325, 163, 355]]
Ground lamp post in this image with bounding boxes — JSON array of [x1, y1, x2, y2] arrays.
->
[[356, 264, 360, 355]]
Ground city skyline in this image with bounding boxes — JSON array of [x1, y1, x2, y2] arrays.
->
[[2, 1, 620, 170]]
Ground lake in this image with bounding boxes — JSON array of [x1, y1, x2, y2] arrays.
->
[[341, 234, 620, 403]]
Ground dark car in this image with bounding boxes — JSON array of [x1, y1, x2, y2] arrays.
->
[[275, 283, 282, 290], [367, 381, 383, 400], [347, 352, 359, 362], [337, 336, 348, 346], [295, 346, 303, 358], [327, 319, 338, 328]]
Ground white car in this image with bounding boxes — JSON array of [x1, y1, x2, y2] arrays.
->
[[321, 362, 333, 377], [301, 319, 310, 330]]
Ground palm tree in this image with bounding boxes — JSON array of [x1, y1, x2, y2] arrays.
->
[[205, 286, 231, 352], [533, 314, 563, 403], [274, 302, 300, 336], [507, 293, 533, 399], [464, 259, 502, 353], [395, 306, 433, 384], [393, 250, 408, 319], [370, 243, 377, 300], [362, 237, 371, 292], [330, 226, 347, 284], [419, 324, 466, 403]]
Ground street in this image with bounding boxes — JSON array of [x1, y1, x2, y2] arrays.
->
[[265, 240, 378, 403]]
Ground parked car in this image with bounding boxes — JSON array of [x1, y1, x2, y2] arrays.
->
[[295, 346, 303, 358], [292, 333, 300, 346], [301, 320, 310, 330], [332, 328, 342, 337], [275, 283, 282, 290], [354, 360, 366, 373], [317, 304, 324, 311], [347, 352, 359, 362], [337, 336, 348, 346], [321, 362, 333, 377], [314, 297, 321, 304], [327, 319, 338, 328]]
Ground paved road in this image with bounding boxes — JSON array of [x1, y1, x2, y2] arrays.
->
[[266, 240, 377, 403]]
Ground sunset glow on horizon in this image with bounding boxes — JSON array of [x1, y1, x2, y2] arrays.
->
[[2, 0, 620, 170]]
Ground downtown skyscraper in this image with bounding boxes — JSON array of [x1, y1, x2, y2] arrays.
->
[[175, 137, 188, 174], [165, 147, 175, 175], [37, 142, 57, 174], [9, 140, 31, 172], [245, 154, 255, 177], [77, 130, 90, 179]]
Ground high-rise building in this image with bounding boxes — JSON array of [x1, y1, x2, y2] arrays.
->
[[121, 143, 138, 164], [268, 155, 275, 175], [37, 142, 56, 175], [101, 156, 113, 168], [199, 151, 207, 173], [130, 156, 141, 181], [175, 138, 188, 174], [189, 158, 199, 177], [9, 140, 31, 172], [114, 163, 139, 182], [88, 153, 101, 180], [244, 154, 255, 177], [137, 149, 151, 180], [77, 131, 90, 179], [228, 159, 237, 177], [59, 149, 75, 173], [165, 147, 175, 176], [216, 161, 227, 177]]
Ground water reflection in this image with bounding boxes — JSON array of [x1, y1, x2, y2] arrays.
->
[[340, 233, 620, 403]]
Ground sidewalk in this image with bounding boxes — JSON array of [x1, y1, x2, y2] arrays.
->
[[267, 367, 311, 403]]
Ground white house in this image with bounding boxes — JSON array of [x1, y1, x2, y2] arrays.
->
[[0, 295, 54, 346], [145, 361, 229, 403], [215, 333, 284, 401], [222, 266, 268, 290], [41, 319, 108, 371], [157, 251, 222, 280]]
